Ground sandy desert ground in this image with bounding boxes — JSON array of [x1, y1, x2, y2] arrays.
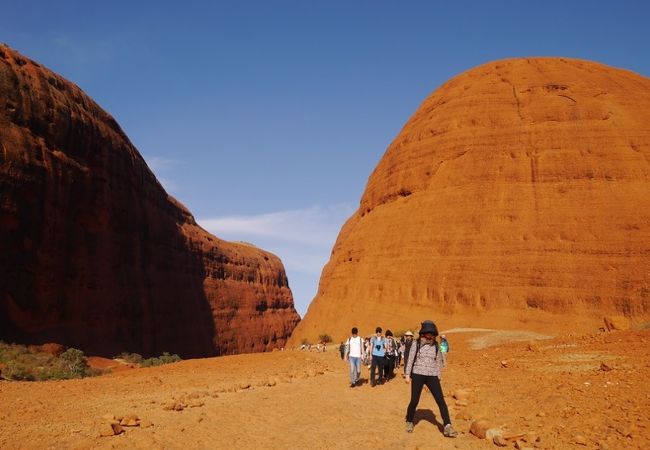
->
[[1, 328, 648, 450]]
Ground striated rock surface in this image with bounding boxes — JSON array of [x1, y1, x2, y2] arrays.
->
[[291, 57, 650, 344], [0, 45, 300, 357]]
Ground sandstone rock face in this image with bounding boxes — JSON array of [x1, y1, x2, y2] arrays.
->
[[0, 46, 300, 357], [291, 57, 649, 344]]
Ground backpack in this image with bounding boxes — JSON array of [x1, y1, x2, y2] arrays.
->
[[346, 336, 362, 356], [385, 337, 396, 356]]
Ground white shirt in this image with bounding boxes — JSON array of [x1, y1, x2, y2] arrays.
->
[[347, 336, 363, 358]]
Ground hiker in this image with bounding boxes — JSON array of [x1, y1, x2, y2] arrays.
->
[[339, 342, 346, 360], [404, 320, 458, 438], [344, 327, 365, 387], [363, 337, 371, 368], [369, 327, 386, 386], [383, 330, 397, 381], [402, 331, 414, 375]]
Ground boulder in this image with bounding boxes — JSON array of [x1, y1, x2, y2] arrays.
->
[[0, 45, 300, 357], [290, 57, 650, 343], [469, 419, 493, 439], [604, 316, 631, 331]]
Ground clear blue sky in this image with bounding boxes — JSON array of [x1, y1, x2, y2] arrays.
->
[[3, 1, 649, 316]]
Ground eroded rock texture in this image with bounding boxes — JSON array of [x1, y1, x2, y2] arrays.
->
[[291, 58, 650, 344], [0, 46, 300, 357]]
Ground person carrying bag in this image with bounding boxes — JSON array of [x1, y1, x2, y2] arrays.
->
[[404, 320, 458, 438]]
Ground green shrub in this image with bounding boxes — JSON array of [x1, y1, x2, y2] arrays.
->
[[140, 352, 181, 367], [115, 351, 180, 367], [0, 342, 99, 381], [116, 352, 144, 364]]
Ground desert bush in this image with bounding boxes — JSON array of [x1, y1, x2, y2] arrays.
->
[[0, 342, 97, 381], [140, 352, 181, 367], [115, 351, 180, 367], [318, 334, 332, 344], [116, 352, 144, 364]]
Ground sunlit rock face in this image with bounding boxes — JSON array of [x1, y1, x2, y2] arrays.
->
[[0, 45, 300, 357], [291, 57, 649, 344]]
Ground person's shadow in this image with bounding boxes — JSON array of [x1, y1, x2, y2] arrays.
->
[[414, 409, 444, 432]]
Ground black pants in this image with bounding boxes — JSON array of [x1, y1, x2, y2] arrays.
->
[[370, 355, 385, 383], [405, 373, 451, 426], [383, 355, 395, 379]]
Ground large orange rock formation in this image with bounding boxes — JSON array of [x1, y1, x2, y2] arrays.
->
[[0, 46, 300, 357], [291, 57, 650, 344]]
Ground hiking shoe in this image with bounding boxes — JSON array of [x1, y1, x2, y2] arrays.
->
[[405, 422, 414, 433], [350, 383, 355, 388], [443, 424, 458, 438]]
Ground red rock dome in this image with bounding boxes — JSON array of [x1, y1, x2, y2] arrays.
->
[[0, 45, 300, 357], [291, 57, 650, 344]]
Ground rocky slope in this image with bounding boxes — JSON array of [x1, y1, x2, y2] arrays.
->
[[291, 57, 650, 344], [0, 45, 300, 357]]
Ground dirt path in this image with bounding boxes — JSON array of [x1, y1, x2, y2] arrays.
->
[[1, 329, 648, 449]]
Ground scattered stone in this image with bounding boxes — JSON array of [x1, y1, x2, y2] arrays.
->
[[523, 432, 539, 443], [493, 434, 508, 447], [188, 399, 205, 408], [452, 389, 470, 400], [120, 415, 139, 427], [238, 383, 251, 390], [174, 403, 185, 411], [161, 400, 176, 411], [99, 423, 123, 437], [485, 428, 501, 440], [469, 419, 492, 439], [455, 399, 469, 407], [140, 420, 153, 428], [600, 362, 613, 371], [596, 440, 610, 450], [572, 434, 588, 445], [455, 411, 473, 421], [603, 316, 630, 331], [503, 432, 526, 441], [500, 360, 508, 368], [267, 378, 277, 387], [514, 440, 534, 450], [526, 341, 540, 352]]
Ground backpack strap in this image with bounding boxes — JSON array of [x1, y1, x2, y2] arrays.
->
[[408, 339, 421, 374]]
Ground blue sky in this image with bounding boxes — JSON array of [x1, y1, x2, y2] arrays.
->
[[3, 1, 649, 315]]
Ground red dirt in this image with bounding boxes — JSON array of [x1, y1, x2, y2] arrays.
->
[[1, 328, 648, 449]]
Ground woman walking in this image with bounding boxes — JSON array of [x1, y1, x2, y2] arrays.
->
[[404, 320, 458, 438]]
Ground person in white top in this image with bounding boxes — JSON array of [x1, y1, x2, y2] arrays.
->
[[344, 327, 365, 387]]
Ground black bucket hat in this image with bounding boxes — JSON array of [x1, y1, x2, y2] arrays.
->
[[418, 320, 438, 336]]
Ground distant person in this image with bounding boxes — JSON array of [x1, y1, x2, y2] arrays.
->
[[339, 342, 346, 360], [369, 327, 386, 386], [344, 327, 365, 387], [383, 330, 397, 381], [363, 337, 371, 368], [404, 320, 458, 438], [402, 331, 414, 375]]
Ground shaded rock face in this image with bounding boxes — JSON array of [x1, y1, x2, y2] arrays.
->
[[0, 46, 300, 357], [291, 57, 650, 344]]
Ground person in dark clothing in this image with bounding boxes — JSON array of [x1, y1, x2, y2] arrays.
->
[[383, 329, 397, 380], [339, 342, 346, 360], [404, 320, 458, 438], [402, 331, 414, 375]]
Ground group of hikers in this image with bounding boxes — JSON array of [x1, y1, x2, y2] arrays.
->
[[340, 321, 458, 439]]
